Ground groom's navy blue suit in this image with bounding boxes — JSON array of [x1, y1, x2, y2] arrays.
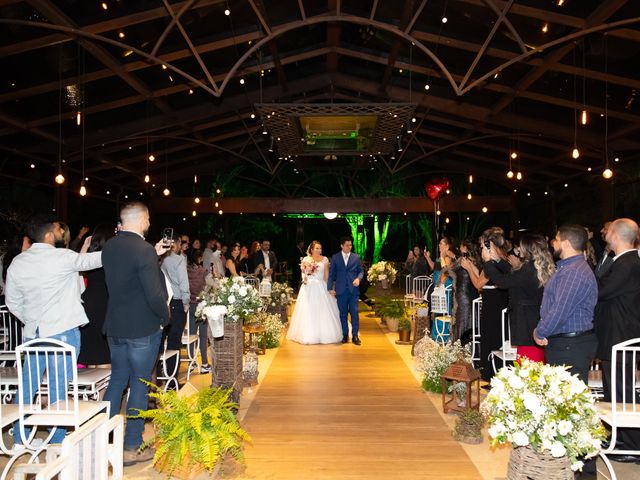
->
[[327, 252, 364, 338]]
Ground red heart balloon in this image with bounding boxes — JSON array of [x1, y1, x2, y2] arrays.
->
[[425, 178, 450, 201]]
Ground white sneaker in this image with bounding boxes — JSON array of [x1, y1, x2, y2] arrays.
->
[[200, 364, 211, 374]]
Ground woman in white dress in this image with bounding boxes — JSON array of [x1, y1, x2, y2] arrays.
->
[[286, 241, 343, 344]]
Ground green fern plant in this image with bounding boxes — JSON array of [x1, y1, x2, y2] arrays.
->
[[131, 381, 252, 476]]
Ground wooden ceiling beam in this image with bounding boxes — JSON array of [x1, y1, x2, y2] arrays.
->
[[327, 0, 341, 72], [380, 0, 416, 92], [0, 0, 225, 58]]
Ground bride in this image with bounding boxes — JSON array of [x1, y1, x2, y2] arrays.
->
[[286, 241, 343, 344]]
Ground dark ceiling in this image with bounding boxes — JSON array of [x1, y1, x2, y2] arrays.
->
[[0, 0, 639, 202]]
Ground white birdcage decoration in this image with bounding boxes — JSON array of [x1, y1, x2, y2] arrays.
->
[[430, 285, 451, 315], [243, 350, 259, 387], [259, 278, 272, 297]]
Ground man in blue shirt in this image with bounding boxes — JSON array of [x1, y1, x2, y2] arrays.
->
[[534, 224, 597, 384]]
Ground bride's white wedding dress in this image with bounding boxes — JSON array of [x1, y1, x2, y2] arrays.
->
[[286, 257, 343, 344]]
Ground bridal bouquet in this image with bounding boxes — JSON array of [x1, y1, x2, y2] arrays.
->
[[300, 258, 319, 276], [269, 282, 293, 308], [482, 358, 606, 471], [195, 277, 263, 323], [367, 261, 397, 285]]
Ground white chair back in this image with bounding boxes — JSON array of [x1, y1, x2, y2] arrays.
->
[[181, 311, 200, 380], [412, 276, 432, 302], [0, 306, 23, 365], [501, 308, 516, 355], [244, 276, 259, 290], [471, 298, 482, 363], [16, 338, 79, 430], [404, 274, 412, 297]]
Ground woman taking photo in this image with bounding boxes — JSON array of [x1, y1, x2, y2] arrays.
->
[[482, 233, 555, 363]]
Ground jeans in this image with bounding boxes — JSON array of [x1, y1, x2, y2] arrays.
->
[[103, 329, 161, 450], [13, 327, 81, 444], [189, 303, 209, 365]]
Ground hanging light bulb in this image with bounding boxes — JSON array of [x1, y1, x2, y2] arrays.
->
[[55, 173, 65, 184], [79, 183, 87, 196], [194, 197, 200, 204], [581, 110, 588, 125], [467, 193, 472, 200], [516, 171, 523, 180], [445, 189, 450, 195], [224, 8, 230, 15], [572, 147, 580, 159], [215, 201, 219, 208], [482, 207, 488, 213], [507, 170, 514, 179], [76, 111, 81, 126], [192, 210, 197, 217], [602, 168, 613, 179], [468, 175, 473, 184], [216, 188, 221, 194], [510, 152, 518, 160], [144, 174, 150, 183], [194, 174, 198, 183], [218, 209, 223, 215], [239, 78, 245, 85], [148, 154, 155, 162], [436, 210, 441, 216], [163, 187, 170, 196]]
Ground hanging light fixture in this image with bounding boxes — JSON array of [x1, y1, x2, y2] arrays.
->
[[163, 187, 170, 196], [602, 35, 613, 180], [507, 170, 514, 179], [144, 174, 150, 183], [55, 173, 65, 184], [581, 110, 588, 125], [516, 171, 523, 181], [571, 49, 581, 160], [194, 197, 200, 204], [79, 183, 87, 196]]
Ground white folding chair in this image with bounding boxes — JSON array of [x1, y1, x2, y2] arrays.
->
[[244, 276, 259, 290], [181, 311, 199, 380], [588, 359, 604, 399], [13, 413, 124, 480], [14, 338, 110, 449], [1, 398, 33, 480], [157, 337, 179, 392], [74, 368, 111, 401], [0, 366, 19, 403], [412, 276, 433, 307], [0, 306, 23, 366], [489, 308, 517, 373], [598, 338, 640, 457], [471, 298, 482, 364]]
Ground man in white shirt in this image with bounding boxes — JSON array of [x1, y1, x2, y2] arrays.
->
[[253, 240, 278, 280], [5, 214, 101, 444]]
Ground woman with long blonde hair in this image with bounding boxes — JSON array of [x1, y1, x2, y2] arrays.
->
[[483, 233, 555, 363]]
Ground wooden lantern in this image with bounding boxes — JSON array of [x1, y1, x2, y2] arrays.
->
[[440, 360, 481, 414]]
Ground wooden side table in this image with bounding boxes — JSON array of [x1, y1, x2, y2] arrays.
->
[[243, 323, 266, 355]]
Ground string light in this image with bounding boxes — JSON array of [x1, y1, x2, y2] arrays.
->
[[250, 113, 256, 119], [148, 154, 155, 162], [163, 187, 170, 196], [224, 8, 230, 15], [516, 171, 523, 181], [436, 210, 441, 216], [239, 78, 245, 85], [194, 175, 198, 183], [79, 183, 87, 197], [468, 175, 473, 184], [482, 207, 488, 213], [76, 111, 81, 126], [118, 31, 125, 39], [216, 188, 221, 194], [218, 209, 223, 215], [144, 174, 150, 183], [194, 197, 200, 204], [55, 173, 65, 184], [101, 2, 108, 10], [424, 84, 430, 90], [507, 170, 514, 179], [192, 210, 197, 217], [572, 147, 580, 159], [602, 168, 613, 179], [541, 23, 549, 33], [581, 110, 588, 125], [510, 152, 518, 160], [467, 193, 472, 200]]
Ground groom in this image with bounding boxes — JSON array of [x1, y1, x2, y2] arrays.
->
[[328, 236, 364, 345]]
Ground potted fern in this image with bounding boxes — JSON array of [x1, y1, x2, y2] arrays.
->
[[397, 317, 412, 343], [381, 300, 407, 333], [133, 382, 251, 479]]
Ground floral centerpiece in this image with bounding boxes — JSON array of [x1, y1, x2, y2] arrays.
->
[[367, 261, 397, 286], [251, 311, 285, 348], [414, 337, 471, 393], [269, 282, 293, 308], [482, 359, 606, 472], [196, 277, 263, 324]]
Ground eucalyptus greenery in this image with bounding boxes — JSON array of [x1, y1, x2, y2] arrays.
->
[[132, 382, 251, 476]]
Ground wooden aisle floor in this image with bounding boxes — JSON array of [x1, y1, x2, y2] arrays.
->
[[237, 314, 482, 479]]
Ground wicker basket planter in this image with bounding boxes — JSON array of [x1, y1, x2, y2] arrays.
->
[[507, 446, 573, 480], [210, 321, 243, 404]]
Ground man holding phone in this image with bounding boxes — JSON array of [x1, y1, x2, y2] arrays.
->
[[102, 201, 170, 466]]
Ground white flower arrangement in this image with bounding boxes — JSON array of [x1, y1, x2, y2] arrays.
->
[[269, 282, 293, 308], [413, 336, 471, 393], [482, 359, 607, 471], [367, 261, 397, 285], [195, 277, 263, 323], [251, 311, 285, 348]]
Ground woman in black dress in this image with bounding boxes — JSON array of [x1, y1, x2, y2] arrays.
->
[[448, 239, 480, 343], [78, 224, 114, 366], [461, 227, 509, 382]]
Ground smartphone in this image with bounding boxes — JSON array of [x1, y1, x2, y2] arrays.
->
[[162, 228, 173, 247], [462, 252, 469, 259]]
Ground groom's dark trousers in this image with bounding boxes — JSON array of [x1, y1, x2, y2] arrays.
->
[[337, 290, 359, 338]]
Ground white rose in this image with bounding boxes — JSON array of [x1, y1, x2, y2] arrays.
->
[[228, 295, 236, 304], [522, 392, 542, 415], [557, 420, 572, 436], [508, 375, 524, 389], [512, 431, 530, 446], [239, 286, 248, 297], [571, 461, 584, 472], [549, 442, 566, 458]]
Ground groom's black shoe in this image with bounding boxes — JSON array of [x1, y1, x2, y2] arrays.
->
[[352, 336, 361, 346], [341, 336, 349, 344]]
